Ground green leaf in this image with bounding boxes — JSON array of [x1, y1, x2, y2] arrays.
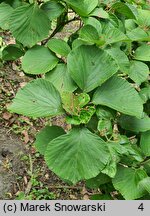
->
[[83, 17, 102, 35], [63, 0, 98, 17], [79, 25, 100, 44], [134, 44, 150, 62], [111, 2, 137, 19], [139, 86, 150, 103], [103, 27, 128, 44], [34, 126, 65, 155], [138, 177, 150, 193], [45, 64, 77, 92], [144, 100, 150, 116], [127, 27, 150, 41], [128, 61, 149, 85], [6, 0, 23, 9], [97, 119, 112, 136], [93, 76, 143, 118], [91, 194, 113, 200], [117, 135, 130, 145], [137, 9, 150, 28], [89, 7, 109, 19], [61, 92, 90, 115], [41, 0, 65, 21], [110, 143, 129, 156], [22, 45, 58, 74], [140, 131, 150, 156], [66, 106, 95, 125], [15, 192, 26, 200], [45, 127, 110, 184], [2, 44, 24, 61], [0, 3, 13, 30], [113, 166, 147, 200], [108, 13, 121, 28], [47, 38, 71, 57], [72, 38, 91, 49], [102, 143, 128, 178], [119, 115, 150, 132], [96, 106, 116, 120], [106, 48, 130, 73], [125, 19, 137, 32], [124, 144, 144, 162], [10, 4, 50, 47], [67, 45, 118, 92], [8, 79, 63, 117], [86, 173, 110, 189], [102, 160, 117, 178], [143, 160, 150, 176]]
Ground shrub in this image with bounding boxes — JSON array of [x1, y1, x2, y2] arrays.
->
[[1, 0, 150, 200]]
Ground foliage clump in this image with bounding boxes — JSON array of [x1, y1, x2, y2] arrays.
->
[[0, 0, 150, 200]]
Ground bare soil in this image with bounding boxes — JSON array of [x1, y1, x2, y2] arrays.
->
[[0, 128, 26, 199]]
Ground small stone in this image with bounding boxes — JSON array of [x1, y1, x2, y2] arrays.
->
[[1, 149, 12, 158]]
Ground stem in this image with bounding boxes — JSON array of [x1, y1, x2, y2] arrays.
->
[[33, 0, 37, 3], [140, 158, 150, 165], [42, 17, 80, 45], [25, 154, 33, 195], [48, 185, 83, 190], [29, 154, 33, 176]]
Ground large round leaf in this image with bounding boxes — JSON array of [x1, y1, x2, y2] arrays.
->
[[2, 44, 24, 61], [41, 1, 65, 21], [47, 38, 71, 57], [127, 27, 150, 42], [89, 8, 109, 19], [67, 45, 119, 92], [107, 48, 130, 73], [138, 177, 150, 194], [0, 3, 13, 30], [72, 39, 90, 49], [102, 142, 130, 178], [103, 27, 128, 44], [45, 64, 77, 92], [137, 9, 150, 27], [22, 45, 58, 74], [111, 2, 137, 19], [34, 126, 65, 155], [45, 127, 110, 184], [86, 173, 110, 189], [8, 79, 63, 117], [139, 86, 150, 103], [10, 4, 50, 47], [83, 17, 102, 35], [134, 44, 150, 61], [140, 131, 150, 156], [92, 76, 143, 118], [128, 61, 149, 85], [79, 25, 100, 44], [113, 166, 147, 200], [118, 115, 150, 132], [63, 0, 98, 17]]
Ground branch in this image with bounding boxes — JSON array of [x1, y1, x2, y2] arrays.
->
[[42, 17, 80, 45], [47, 185, 83, 190], [140, 158, 150, 165]]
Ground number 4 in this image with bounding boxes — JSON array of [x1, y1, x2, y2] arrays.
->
[[138, 203, 144, 211]]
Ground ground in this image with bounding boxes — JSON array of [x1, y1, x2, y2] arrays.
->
[[0, 26, 97, 200], [0, 63, 88, 200]]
